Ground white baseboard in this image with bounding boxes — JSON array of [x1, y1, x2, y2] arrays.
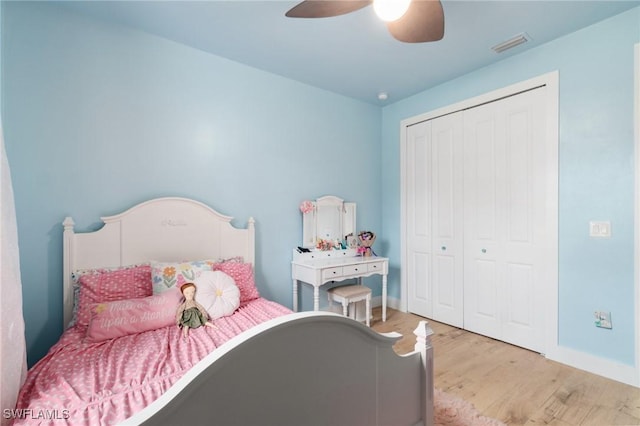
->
[[546, 346, 639, 388], [327, 295, 638, 387], [372, 295, 402, 311], [385, 299, 639, 388]]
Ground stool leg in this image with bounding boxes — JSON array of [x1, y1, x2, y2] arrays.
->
[[365, 295, 371, 327]]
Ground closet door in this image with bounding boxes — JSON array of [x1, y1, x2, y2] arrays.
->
[[406, 113, 463, 327], [430, 113, 464, 327], [463, 87, 547, 352], [406, 120, 433, 317]]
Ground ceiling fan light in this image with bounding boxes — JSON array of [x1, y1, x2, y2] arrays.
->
[[373, 0, 411, 22]]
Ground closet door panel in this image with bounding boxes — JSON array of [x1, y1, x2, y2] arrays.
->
[[500, 88, 547, 352], [475, 259, 499, 317], [431, 113, 463, 327], [406, 121, 433, 317], [411, 252, 431, 304], [505, 263, 534, 326], [474, 118, 499, 241], [464, 88, 546, 352], [463, 102, 505, 339], [433, 255, 455, 308], [506, 109, 532, 243]]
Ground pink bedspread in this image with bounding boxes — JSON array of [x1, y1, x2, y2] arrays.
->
[[13, 298, 292, 425]]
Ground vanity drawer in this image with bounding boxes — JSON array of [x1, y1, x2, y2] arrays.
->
[[322, 267, 343, 280], [367, 262, 385, 273], [343, 264, 366, 276]]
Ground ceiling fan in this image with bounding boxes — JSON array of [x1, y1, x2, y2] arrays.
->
[[285, 0, 444, 43]]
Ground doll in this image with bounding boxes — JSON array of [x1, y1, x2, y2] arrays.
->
[[176, 282, 215, 339]]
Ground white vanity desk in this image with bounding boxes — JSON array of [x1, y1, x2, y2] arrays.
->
[[291, 249, 389, 322]]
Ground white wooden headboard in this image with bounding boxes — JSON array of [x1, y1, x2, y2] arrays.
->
[[62, 197, 255, 328]]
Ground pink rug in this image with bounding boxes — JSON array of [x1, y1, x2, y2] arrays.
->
[[434, 389, 506, 426]]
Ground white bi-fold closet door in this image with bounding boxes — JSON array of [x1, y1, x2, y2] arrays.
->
[[405, 85, 553, 353], [405, 112, 464, 327]]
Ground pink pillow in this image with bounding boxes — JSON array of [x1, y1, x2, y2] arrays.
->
[[212, 262, 260, 303], [76, 265, 152, 327], [86, 287, 182, 342]]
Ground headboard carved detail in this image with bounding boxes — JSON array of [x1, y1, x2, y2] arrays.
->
[[161, 219, 188, 227]]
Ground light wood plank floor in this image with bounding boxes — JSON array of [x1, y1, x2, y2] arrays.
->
[[371, 307, 640, 426]]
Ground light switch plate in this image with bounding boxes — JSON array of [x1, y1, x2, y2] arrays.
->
[[589, 221, 611, 238]]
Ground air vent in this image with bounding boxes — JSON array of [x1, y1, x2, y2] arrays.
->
[[492, 33, 530, 54]]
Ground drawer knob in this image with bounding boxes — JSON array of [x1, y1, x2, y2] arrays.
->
[[441, 246, 447, 251], [481, 248, 487, 253]]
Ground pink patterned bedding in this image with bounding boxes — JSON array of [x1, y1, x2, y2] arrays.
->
[[13, 298, 292, 426]]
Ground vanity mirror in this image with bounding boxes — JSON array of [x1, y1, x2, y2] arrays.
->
[[301, 195, 356, 248]]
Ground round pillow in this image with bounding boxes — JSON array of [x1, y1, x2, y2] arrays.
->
[[194, 271, 241, 320]]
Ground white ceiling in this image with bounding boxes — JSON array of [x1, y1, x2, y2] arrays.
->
[[59, 0, 640, 104]]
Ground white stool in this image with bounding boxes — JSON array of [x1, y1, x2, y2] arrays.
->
[[327, 285, 372, 327]]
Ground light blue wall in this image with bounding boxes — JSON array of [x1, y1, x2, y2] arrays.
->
[[0, 2, 2, 112], [381, 7, 640, 365], [2, 2, 382, 366], [4, 0, 639, 369]]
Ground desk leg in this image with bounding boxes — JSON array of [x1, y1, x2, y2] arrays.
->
[[293, 279, 298, 312], [313, 286, 320, 311], [382, 274, 387, 322]]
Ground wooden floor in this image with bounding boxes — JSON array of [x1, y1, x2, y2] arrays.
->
[[371, 308, 640, 426]]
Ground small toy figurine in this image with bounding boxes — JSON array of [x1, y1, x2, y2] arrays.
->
[[176, 282, 215, 339], [357, 231, 377, 257]]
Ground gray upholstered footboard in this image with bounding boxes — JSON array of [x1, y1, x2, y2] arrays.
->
[[121, 312, 434, 426]]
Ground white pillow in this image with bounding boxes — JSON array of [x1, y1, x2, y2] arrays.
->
[[194, 271, 241, 320]]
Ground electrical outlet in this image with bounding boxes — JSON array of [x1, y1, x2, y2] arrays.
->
[[594, 311, 612, 329]]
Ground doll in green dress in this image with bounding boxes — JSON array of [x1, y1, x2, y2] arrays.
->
[[176, 282, 215, 339]]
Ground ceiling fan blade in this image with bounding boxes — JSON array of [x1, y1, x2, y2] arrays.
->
[[386, 0, 444, 43], [285, 0, 371, 18]]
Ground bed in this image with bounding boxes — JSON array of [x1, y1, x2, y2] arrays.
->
[[14, 197, 434, 426]]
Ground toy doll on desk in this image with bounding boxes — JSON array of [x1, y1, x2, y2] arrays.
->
[[176, 282, 216, 339], [357, 231, 377, 257]]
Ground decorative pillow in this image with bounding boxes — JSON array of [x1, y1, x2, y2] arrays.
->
[[76, 265, 152, 328], [217, 256, 244, 264], [67, 285, 81, 329], [194, 271, 240, 320], [68, 263, 149, 328], [151, 260, 216, 294], [86, 287, 182, 342], [212, 261, 260, 303], [71, 262, 150, 286]]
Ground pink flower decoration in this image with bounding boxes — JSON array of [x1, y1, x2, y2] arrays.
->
[[299, 200, 314, 214]]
